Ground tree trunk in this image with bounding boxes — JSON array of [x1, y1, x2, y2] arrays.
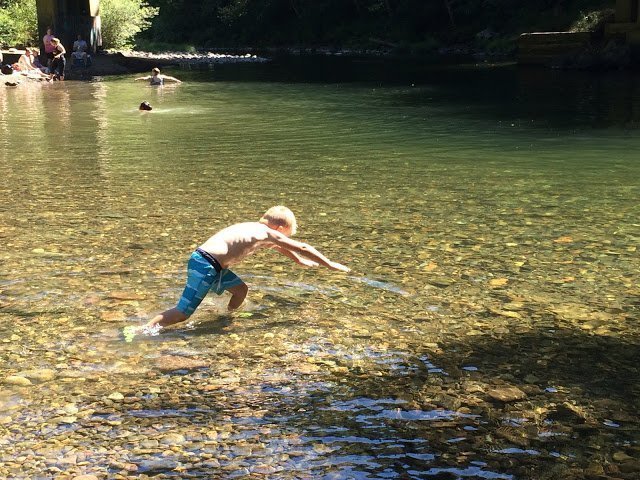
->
[[444, 0, 455, 27], [290, 0, 302, 19], [383, 0, 393, 16]]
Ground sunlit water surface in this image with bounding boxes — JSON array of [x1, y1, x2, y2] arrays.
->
[[1, 57, 639, 479]]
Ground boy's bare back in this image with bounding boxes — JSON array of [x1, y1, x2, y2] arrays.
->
[[199, 222, 274, 268], [199, 219, 349, 273]]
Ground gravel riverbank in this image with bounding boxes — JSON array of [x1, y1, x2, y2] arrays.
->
[[64, 50, 269, 79]]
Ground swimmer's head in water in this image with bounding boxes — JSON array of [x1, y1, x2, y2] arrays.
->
[[152, 67, 160, 75], [139, 101, 152, 111]]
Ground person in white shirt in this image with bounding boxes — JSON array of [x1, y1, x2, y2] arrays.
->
[[72, 34, 89, 67]]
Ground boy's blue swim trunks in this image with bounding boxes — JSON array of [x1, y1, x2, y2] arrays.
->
[[176, 249, 244, 317]]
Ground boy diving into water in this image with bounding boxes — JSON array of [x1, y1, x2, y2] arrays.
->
[[126, 206, 349, 336]]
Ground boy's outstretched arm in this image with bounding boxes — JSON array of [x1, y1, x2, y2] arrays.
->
[[273, 246, 319, 267], [267, 230, 350, 272]]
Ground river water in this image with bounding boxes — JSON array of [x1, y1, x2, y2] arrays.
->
[[0, 56, 639, 479]]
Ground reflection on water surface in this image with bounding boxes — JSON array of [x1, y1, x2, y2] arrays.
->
[[0, 57, 639, 479]]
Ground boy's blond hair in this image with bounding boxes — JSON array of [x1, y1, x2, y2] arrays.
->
[[260, 206, 297, 235]]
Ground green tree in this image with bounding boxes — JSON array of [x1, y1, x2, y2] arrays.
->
[[100, 0, 159, 49], [0, 0, 37, 47], [141, 0, 614, 50]]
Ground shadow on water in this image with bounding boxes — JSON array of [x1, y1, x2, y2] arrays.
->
[[427, 327, 640, 401], [201, 55, 640, 130], [390, 66, 640, 130]]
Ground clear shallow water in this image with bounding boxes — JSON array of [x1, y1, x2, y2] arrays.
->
[[0, 57, 639, 479]]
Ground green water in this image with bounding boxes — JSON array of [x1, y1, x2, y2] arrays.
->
[[1, 57, 639, 479]]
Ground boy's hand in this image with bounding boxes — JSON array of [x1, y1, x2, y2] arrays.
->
[[329, 261, 350, 273]]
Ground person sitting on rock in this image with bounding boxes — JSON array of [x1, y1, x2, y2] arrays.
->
[[30, 48, 49, 73], [72, 34, 90, 67], [16, 48, 51, 80], [135, 67, 181, 86]]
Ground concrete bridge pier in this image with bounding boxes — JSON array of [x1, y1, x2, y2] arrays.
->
[[36, 0, 101, 55]]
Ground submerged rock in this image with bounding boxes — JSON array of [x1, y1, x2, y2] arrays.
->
[[487, 386, 527, 403], [155, 355, 209, 372], [160, 433, 186, 445], [18, 369, 57, 383], [548, 402, 591, 423], [4, 375, 32, 387]]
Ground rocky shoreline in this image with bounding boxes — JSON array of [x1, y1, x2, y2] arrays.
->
[[62, 49, 269, 79], [108, 49, 269, 67], [70, 46, 511, 79]]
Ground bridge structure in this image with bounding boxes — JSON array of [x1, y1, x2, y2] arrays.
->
[[606, 0, 640, 44], [519, 0, 640, 66], [36, 0, 101, 54]]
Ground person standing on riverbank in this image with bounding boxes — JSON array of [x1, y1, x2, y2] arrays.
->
[[125, 206, 349, 337], [42, 27, 55, 68], [50, 38, 66, 80], [135, 67, 181, 85]]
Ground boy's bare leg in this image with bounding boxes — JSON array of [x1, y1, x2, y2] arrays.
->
[[126, 282, 247, 338], [227, 283, 248, 311], [145, 307, 188, 329]]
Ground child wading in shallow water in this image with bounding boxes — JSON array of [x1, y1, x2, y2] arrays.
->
[[126, 206, 349, 338]]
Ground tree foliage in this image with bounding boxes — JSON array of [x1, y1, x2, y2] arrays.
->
[[141, 0, 613, 48], [0, 0, 37, 47], [100, 0, 159, 49], [0, 0, 614, 51]]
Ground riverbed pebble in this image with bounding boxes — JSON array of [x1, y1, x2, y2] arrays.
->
[[487, 386, 527, 403], [4, 375, 32, 386]]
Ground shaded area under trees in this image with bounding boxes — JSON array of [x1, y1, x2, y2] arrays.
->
[[140, 0, 614, 53]]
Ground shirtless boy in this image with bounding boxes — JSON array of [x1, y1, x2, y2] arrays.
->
[[138, 206, 349, 332], [134, 67, 181, 86]]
